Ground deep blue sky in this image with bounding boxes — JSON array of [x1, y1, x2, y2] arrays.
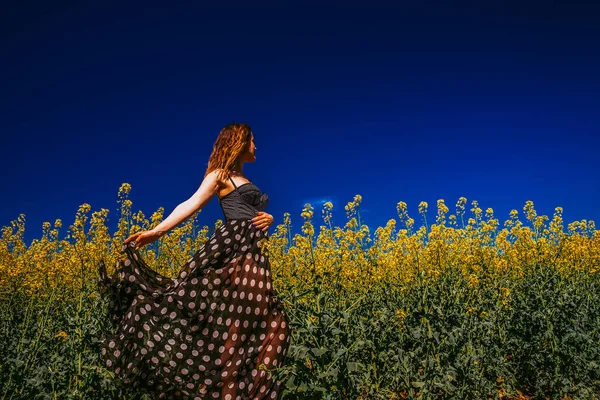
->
[[2, 1, 599, 245]]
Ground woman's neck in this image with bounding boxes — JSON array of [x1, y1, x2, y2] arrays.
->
[[231, 163, 244, 175], [230, 166, 244, 177]]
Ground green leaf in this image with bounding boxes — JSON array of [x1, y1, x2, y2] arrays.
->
[[346, 361, 364, 373], [311, 347, 329, 357]]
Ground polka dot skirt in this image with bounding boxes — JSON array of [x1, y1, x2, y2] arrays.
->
[[97, 219, 291, 399]]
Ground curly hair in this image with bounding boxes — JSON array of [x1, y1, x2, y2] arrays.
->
[[204, 122, 253, 182]]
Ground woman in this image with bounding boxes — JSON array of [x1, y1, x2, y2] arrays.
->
[[98, 123, 291, 400]]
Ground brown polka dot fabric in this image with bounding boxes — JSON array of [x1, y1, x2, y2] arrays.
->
[[98, 218, 291, 399]]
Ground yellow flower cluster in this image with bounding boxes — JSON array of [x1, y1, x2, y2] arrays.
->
[[0, 186, 598, 305]]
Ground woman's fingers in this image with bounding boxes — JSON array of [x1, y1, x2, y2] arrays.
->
[[252, 214, 273, 230], [124, 233, 137, 243], [259, 217, 272, 227], [133, 233, 145, 250], [255, 218, 271, 227], [124, 231, 144, 244]]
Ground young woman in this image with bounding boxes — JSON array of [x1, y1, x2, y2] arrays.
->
[[98, 123, 291, 399]]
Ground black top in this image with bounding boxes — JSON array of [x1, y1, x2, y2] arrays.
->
[[217, 176, 269, 221]]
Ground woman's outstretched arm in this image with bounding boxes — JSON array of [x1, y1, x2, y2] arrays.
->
[[151, 170, 221, 236], [124, 170, 221, 249]]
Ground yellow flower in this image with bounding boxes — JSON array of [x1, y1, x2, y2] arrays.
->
[[55, 330, 67, 340], [395, 309, 408, 325]]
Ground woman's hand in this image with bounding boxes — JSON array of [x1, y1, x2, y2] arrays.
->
[[252, 212, 273, 231], [124, 229, 164, 251]]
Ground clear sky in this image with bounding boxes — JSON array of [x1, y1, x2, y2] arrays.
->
[[2, 1, 599, 245]]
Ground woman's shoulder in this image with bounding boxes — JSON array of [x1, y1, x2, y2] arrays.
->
[[207, 168, 230, 188]]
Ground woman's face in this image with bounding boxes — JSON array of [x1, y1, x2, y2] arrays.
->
[[250, 134, 256, 156], [242, 134, 257, 163]]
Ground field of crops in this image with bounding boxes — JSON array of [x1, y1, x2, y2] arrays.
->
[[1, 183, 599, 399]]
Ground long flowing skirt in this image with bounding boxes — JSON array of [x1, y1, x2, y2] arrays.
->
[[97, 219, 291, 400]]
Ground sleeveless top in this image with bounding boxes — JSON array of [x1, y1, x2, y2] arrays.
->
[[217, 176, 269, 222]]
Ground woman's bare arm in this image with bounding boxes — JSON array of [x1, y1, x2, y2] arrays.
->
[[150, 170, 221, 236]]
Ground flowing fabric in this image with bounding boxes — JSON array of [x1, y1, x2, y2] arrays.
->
[[98, 181, 291, 400]]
